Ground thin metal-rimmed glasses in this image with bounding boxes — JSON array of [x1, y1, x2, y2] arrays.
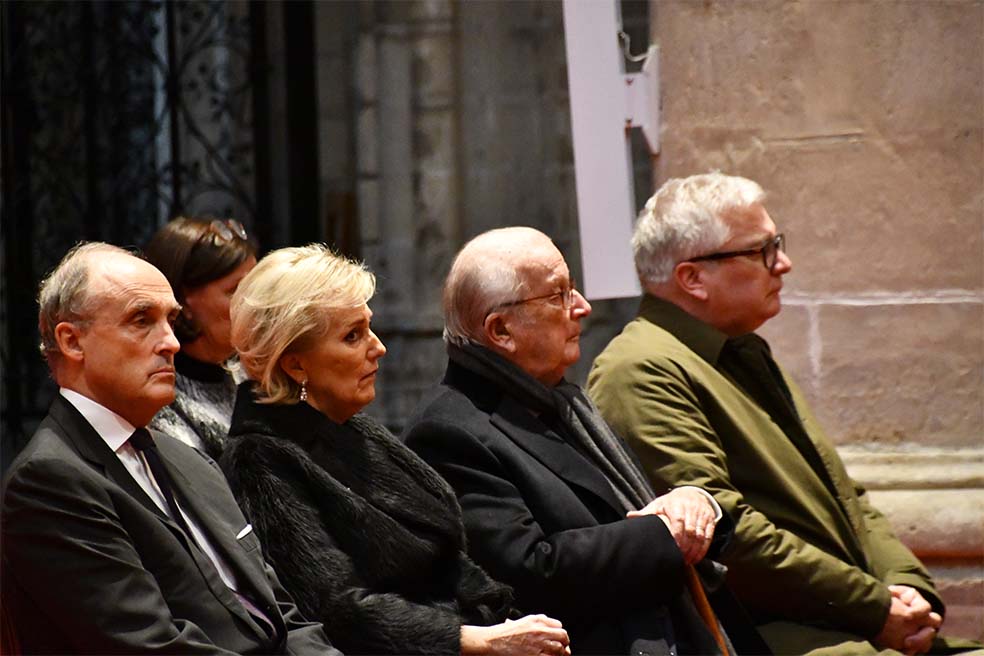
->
[[488, 278, 578, 317], [207, 219, 248, 246], [686, 233, 785, 272]]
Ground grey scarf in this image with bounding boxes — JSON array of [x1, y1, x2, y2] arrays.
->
[[447, 341, 655, 512]]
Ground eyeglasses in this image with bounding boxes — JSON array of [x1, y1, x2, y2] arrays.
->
[[490, 279, 578, 315], [207, 219, 248, 246], [686, 233, 786, 272]]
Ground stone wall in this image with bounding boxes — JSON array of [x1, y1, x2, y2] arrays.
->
[[333, 0, 592, 426], [649, 0, 982, 640]]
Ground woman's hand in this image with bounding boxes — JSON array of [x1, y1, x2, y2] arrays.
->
[[461, 615, 571, 656]]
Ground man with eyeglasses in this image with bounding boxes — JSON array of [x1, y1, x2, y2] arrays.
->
[[403, 227, 770, 656], [588, 172, 978, 655]]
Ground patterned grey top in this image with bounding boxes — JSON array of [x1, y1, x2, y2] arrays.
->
[[149, 352, 241, 459]]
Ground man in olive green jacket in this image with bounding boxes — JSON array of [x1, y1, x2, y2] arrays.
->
[[587, 173, 979, 656]]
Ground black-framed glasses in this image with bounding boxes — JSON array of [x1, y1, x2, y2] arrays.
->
[[207, 219, 248, 246], [686, 233, 785, 272], [489, 279, 578, 316]]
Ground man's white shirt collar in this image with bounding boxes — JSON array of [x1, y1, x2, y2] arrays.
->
[[57, 389, 251, 601], [59, 388, 136, 452]]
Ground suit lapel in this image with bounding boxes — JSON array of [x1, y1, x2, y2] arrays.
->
[[47, 397, 273, 642], [156, 438, 277, 625], [491, 395, 626, 516], [50, 398, 228, 558], [48, 397, 172, 523]]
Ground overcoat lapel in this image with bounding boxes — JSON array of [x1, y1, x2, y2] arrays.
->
[[707, 368, 870, 569], [637, 302, 873, 571], [491, 395, 625, 516]]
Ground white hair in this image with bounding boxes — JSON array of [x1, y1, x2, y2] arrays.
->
[[442, 227, 547, 346], [632, 172, 765, 285]]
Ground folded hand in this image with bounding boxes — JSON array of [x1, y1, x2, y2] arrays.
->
[[875, 585, 942, 655]]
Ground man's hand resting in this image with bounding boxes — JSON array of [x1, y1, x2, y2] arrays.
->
[[874, 584, 942, 655], [627, 487, 717, 564]]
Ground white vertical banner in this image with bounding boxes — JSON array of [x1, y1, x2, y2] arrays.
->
[[562, 0, 641, 300]]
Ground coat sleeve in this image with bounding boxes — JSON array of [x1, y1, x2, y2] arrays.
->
[[853, 481, 943, 614], [404, 416, 686, 623], [588, 356, 894, 639], [453, 551, 518, 624], [1, 457, 240, 655], [221, 436, 464, 655]]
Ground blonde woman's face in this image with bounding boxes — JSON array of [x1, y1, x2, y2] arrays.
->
[[292, 303, 386, 423]]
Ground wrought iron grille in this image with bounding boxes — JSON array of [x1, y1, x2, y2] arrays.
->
[[1, 0, 262, 470]]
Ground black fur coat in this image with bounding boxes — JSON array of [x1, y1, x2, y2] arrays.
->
[[221, 384, 514, 655]]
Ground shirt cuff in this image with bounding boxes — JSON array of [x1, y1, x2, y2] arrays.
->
[[675, 486, 723, 523]]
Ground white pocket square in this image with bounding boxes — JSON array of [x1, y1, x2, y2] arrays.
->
[[236, 524, 253, 539]]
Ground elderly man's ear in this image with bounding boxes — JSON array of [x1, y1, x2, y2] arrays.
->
[[54, 322, 86, 363], [482, 312, 518, 354], [673, 262, 710, 302]]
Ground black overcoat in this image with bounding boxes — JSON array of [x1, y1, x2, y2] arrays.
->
[[403, 360, 741, 656]]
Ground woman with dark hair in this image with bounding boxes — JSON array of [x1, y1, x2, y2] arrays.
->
[[145, 216, 257, 458]]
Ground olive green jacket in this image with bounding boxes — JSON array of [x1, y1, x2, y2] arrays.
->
[[587, 296, 942, 639]]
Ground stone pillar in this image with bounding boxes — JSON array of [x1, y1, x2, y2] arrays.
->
[[314, 0, 359, 252], [353, 0, 462, 427], [650, 0, 983, 640], [351, 0, 584, 429]]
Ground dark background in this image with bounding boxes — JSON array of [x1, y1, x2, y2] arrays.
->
[[1, 0, 651, 472]]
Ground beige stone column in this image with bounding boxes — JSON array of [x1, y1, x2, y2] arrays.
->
[[650, 0, 983, 641]]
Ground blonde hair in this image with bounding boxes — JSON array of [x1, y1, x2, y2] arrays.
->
[[633, 172, 765, 285], [230, 244, 376, 404]]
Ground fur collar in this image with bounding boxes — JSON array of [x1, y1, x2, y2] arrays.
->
[[227, 384, 466, 584]]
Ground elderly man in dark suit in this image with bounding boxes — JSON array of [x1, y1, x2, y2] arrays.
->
[[403, 227, 766, 656], [1, 242, 339, 654]]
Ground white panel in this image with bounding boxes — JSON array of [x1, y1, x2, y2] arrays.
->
[[562, 0, 641, 300], [625, 46, 661, 155]]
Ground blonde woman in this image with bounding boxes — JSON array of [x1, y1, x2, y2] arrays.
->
[[221, 244, 570, 656]]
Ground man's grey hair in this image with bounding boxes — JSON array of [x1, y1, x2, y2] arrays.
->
[[632, 172, 765, 285], [442, 228, 537, 346], [38, 242, 132, 370]]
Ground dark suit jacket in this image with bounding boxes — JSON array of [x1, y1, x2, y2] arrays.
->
[[1, 394, 337, 655], [403, 361, 733, 656]]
